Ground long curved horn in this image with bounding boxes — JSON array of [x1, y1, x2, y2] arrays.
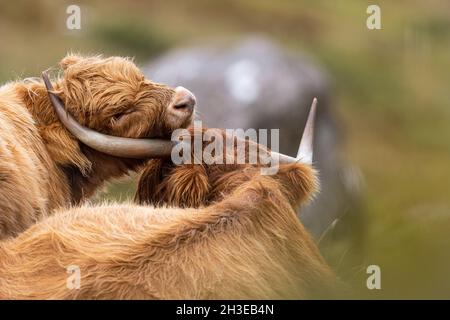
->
[[269, 98, 317, 165], [42, 72, 175, 159]]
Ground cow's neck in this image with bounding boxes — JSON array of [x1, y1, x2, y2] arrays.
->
[[64, 147, 144, 204], [15, 81, 144, 205]]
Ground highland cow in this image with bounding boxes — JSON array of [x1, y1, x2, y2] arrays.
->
[[0, 54, 195, 239], [0, 101, 336, 299]]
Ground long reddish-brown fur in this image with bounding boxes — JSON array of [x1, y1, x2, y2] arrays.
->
[[0, 129, 336, 299], [0, 54, 187, 239]]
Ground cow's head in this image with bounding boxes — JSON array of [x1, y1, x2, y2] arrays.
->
[[56, 54, 195, 139], [134, 99, 319, 208]]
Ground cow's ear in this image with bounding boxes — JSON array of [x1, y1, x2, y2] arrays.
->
[[60, 54, 83, 70], [275, 163, 319, 207]]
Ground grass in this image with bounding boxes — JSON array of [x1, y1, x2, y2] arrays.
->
[[0, 0, 449, 298]]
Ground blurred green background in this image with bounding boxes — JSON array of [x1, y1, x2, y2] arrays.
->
[[0, 0, 449, 299]]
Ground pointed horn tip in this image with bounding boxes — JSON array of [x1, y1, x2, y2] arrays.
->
[[311, 97, 318, 110], [294, 97, 318, 164], [41, 72, 53, 91]]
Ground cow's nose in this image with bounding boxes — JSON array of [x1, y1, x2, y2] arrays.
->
[[171, 86, 196, 113]]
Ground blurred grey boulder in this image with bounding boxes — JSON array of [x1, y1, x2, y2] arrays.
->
[[143, 37, 361, 238]]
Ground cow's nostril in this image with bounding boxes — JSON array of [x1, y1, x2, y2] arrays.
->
[[174, 100, 194, 111], [173, 103, 187, 109], [174, 103, 188, 110]]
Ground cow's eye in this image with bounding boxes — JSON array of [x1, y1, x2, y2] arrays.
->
[[112, 108, 134, 122], [112, 112, 127, 121]]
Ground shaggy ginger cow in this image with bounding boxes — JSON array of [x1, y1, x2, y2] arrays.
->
[[0, 101, 336, 299], [0, 54, 195, 239]]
